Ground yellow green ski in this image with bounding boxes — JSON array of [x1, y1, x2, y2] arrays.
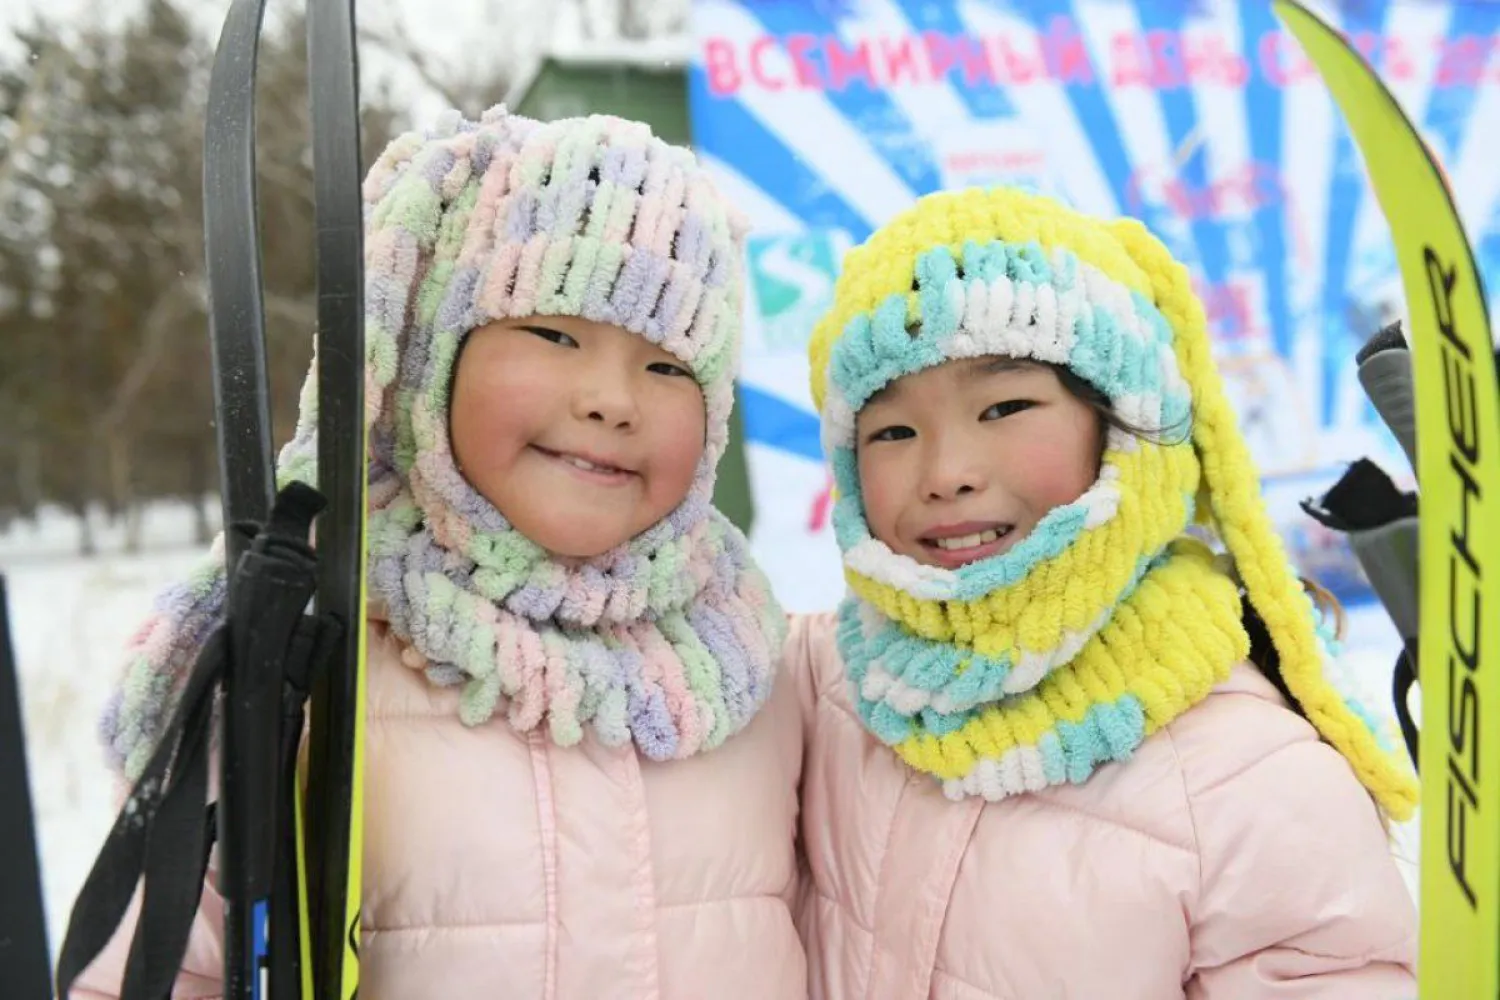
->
[[1275, 3, 1500, 996]]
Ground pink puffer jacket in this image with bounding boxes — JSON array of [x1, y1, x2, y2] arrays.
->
[[72, 616, 811, 999], [789, 613, 1417, 1000]]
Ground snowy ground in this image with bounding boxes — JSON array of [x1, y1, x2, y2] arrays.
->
[[3, 503, 216, 957], [3, 501, 1419, 961]]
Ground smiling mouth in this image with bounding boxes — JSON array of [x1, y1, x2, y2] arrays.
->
[[533, 446, 635, 481], [914, 523, 1018, 568], [922, 525, 1013, 552]]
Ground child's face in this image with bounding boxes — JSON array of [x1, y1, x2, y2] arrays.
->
[[856, 357, 1102, 570], [450, 316, 707, 559]]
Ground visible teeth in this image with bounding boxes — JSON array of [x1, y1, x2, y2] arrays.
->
[[563, 454, 620, 474], [933, 528, 1005, 551]]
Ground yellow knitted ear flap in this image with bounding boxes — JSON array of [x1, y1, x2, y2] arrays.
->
[[1106, 217, 1419, 821]]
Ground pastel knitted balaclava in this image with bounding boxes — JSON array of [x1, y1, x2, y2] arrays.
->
[[104, 107, 785, 780], [808, 186, 1417, 820]]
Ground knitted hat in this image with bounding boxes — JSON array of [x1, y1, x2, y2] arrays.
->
[[808, 187, 1417, 818], [104, 108, 785, 778], [279, 105, 749, 513]]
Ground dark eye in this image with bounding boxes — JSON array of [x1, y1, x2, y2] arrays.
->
[[525, 326, 578, 348], [981, 400, 1034, 421], [866, 425, 915, 444], [648, 361, 693, 378]]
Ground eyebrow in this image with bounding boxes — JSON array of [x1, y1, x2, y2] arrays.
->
[[962, 356, 1041, 382], [865, 378, 903, 407], [865, 356, 1040, 408]]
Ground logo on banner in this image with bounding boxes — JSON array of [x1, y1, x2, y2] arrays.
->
[[933, 116, 1055, 194], [746, 232, 849, 354]]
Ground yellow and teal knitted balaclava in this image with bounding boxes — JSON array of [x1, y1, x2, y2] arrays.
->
[[808, 186, 1417, 820]]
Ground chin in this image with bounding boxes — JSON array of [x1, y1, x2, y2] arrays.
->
[[536, 529, 631, 561], [503, 506, 629, 561], [541, 541, 618, 561]]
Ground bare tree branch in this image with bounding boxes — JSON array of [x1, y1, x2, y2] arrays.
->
[[98, 280, 196, 431], [357, 25, 468, 111]]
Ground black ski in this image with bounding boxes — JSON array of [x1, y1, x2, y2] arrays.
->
[[0, 574, 52, 1000], [200, 0, 292, 995], [51, 0, 368, 996], [303, 0, 368, 996], [203, 0, 370, 995]]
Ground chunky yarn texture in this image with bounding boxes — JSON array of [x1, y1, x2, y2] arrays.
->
[[808, 187, 1417, 818], [104, 108, 785, 780]]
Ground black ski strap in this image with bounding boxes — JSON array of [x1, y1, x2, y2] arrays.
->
[[54, 628, 225, 1000], [1301, 462, 1420, 643], [123, 632, 222, 1000], [1393, 641, 1420, 768], [54, 483, 339, 1000]]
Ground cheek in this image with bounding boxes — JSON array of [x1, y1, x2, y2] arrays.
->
[[450, 361, 547, 468], [648, 391, 708, 498], [856, 451, 902, 540], [1006, 424, 1100, 509]]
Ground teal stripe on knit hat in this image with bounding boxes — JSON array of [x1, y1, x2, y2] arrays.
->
[[829, 295, 948, 414], [914, 246, 964, 342], [828, 446, 864, 552], [1069, 304, 1159, 398], [826, 241, 1074, 413], [825, 241, 1192, 422]]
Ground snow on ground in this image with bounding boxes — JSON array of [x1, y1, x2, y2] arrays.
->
[[3, 502, 216, 957], [2, 500, 1419, 962]]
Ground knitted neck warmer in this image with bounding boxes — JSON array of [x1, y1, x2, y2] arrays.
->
[[104, 108, 785, 780], [808, 188, 1418, 818]]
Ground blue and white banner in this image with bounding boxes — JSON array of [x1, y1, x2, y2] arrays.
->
[[688, 0, 1500, 612]]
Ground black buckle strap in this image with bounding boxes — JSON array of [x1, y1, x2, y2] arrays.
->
[[55, 483, 338, 1000]]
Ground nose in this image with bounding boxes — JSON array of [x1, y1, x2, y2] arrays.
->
[[571, 364, 639, 431], [919, 430, 986, 502]]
